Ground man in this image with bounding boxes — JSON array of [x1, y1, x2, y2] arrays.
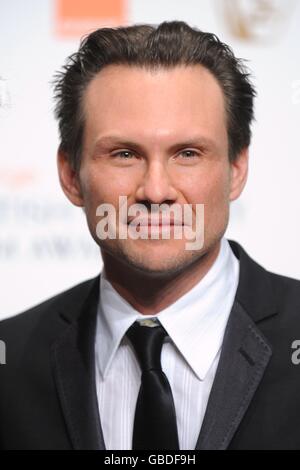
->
[[1, 21, 300, 450]]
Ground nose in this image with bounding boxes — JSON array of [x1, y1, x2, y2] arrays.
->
[[135, 160, 178, 205]]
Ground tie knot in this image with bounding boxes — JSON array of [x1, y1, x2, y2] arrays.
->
[[126, 321, 167, 372]]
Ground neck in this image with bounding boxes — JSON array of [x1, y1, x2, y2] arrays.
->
[[101, 241, 222, 315]]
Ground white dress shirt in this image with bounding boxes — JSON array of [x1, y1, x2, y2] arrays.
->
[[95, 237, 239, 450]]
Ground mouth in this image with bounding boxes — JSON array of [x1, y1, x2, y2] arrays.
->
[[127, 217, 184, 227]]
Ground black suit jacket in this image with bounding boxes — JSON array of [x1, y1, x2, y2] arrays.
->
[[1, 240, 300, 450]]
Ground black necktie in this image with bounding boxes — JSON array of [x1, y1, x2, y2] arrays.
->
[[126, 320, 180, 450]]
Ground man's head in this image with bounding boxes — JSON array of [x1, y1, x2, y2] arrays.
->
[[54, 21, 255, 278]]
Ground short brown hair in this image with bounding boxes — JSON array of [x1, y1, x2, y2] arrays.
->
[[53, 21, 256, 172]]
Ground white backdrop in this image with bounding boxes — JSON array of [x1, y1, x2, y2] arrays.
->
[[0, 0, 299, 319]]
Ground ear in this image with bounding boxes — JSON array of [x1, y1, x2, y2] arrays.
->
[[229, 147, 249, 202], [57, 149, 84, 207]]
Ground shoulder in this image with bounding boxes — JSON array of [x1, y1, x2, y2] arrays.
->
[[230, 239, 300, 304], [0, 276, 99, 343], [229, 239, 300, 332], [268, 270, 300, 318], [269, 270, 300, 295]]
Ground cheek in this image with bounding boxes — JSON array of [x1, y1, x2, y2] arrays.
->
[[179, 165, 231, 208], [79, 164, 134, 207], [203, 173, 231, 236]]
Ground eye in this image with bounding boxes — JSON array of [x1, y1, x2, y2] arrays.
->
[[112, 150, 135, 159], [179, 149, 199, 159]]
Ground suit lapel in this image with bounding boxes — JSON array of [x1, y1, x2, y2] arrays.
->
[[195, 300, 272, 449], [51, 276, 106, 450], [196, 240, 277, 449]]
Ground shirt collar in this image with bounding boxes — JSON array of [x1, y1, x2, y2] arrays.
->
[[95, 237, 239, 380]]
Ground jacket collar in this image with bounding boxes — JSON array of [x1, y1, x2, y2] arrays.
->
[[229, 240, 277, 322]]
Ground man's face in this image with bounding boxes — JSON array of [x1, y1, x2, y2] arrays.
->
[[59, 64, 248, 276]]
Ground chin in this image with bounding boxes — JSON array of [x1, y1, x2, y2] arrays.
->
[[121, 246, 204, 279]]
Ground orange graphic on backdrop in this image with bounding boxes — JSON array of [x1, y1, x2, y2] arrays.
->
[[55, 0, 127, 38]]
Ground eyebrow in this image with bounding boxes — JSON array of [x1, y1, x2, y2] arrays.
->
[[91, 134, 216, 155]]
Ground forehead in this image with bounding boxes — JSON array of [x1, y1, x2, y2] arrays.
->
[[82, 64, 227, 145]]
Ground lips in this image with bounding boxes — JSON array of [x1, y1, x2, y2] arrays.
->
[[128, 217, 184, 226]]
